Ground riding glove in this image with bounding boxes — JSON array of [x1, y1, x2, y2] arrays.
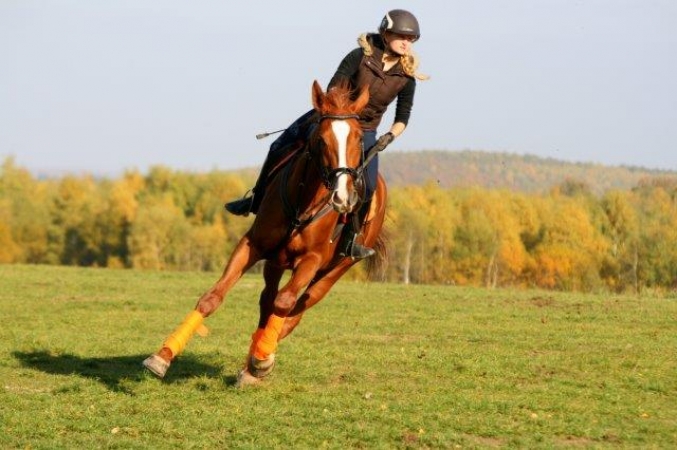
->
[[372, 132, 395, 152]]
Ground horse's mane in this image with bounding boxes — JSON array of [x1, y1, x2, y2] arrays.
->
[[321, 81, 358, 114]]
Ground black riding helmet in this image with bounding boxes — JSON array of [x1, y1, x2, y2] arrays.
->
[[378, 9, 420, 41]]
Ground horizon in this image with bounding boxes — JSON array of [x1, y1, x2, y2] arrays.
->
[[9, 149, 676, 181]]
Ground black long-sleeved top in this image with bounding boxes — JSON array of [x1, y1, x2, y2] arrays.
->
[[328, 34, 416, 130]]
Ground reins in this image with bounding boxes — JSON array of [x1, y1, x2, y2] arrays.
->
[[277, 150, 335, 243], [356, 145, 378, 178], [280, 113, 366, 234]]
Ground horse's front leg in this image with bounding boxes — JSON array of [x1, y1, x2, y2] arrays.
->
[[143, 235, 262, 378]]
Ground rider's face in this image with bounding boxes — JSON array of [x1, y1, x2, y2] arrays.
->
[[385, 32, 416, 56]]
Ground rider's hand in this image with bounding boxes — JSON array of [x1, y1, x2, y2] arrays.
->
[[373, 132, 395, 152]]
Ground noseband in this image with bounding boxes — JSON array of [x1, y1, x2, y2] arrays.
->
[[315, 113, 361, 189]]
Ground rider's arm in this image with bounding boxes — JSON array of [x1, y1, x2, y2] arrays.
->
[[393, 77, 416, 129], [328, 48, 362, 89], [386, 78, 416, 138]]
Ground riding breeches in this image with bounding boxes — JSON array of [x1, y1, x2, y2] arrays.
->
[[361, 130, 378, 203], [269, 109, 317, 154]]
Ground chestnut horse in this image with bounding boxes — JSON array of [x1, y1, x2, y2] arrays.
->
[[143, 80, 387, 385]]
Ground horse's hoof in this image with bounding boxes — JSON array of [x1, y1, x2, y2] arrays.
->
[[235, 369, 262, 388], [248, 353, 276, 378], [142, 354, 170, 378]]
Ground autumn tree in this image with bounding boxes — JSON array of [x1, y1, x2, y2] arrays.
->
[[51, 175, 105, 266], [0, 157, 52, 263], [386, 184, 443, 284], [529, 193, 608, 291], [631, 179, 677, 291], [0, 198, 21, 262], [600, 190, 640, 293], [96, 170, 145, 267], [450, 189, 528, 288], [127, 194, 190, 270]]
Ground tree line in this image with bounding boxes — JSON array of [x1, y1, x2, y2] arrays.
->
[[2, 157, 677, 294]]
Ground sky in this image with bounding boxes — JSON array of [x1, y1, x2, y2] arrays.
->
[[1, 1, 676, 177]]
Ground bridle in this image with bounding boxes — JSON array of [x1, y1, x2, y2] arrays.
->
[[314, 113, 362, 190], [279, 112, 365, 230]]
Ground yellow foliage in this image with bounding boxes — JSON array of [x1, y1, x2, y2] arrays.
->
[[4, 156, 677, 293], [0, 221, 21, 263], [110, 178, 140, 222]]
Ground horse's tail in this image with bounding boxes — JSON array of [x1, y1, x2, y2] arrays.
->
[[365, 228, 388, 281]]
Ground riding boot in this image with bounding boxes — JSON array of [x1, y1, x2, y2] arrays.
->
[[224, 172, 264, 217], [339, 204, 375, 260], [224, 196, 255, 217], [346, 233, 376, 260]]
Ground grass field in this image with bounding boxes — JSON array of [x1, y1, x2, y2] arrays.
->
[[1, 264, 676, 449]]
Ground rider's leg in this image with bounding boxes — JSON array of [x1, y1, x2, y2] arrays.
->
[[225, 110, 317, 216], [340, 130, 377, 260], [339, 200, 375, 260]]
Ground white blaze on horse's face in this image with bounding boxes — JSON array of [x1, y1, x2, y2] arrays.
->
[[330, 120, 358, 213]]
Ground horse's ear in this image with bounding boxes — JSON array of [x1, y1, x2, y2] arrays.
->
[[352, 83, 370, 114], [311, 80, 325, 112]]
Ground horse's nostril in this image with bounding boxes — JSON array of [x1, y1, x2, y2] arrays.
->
[[330, 192, 342, 207], [350, 191, 358, 206]]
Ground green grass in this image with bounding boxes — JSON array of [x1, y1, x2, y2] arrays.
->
[[1, 264, 676, 449]]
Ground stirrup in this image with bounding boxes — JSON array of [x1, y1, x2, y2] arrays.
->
[[225, 195, 254, 216], [350, 242, 375, 260], [340, 233, 375, 261]]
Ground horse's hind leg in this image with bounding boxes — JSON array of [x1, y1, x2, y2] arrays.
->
[[237, 260, 356, 386], [277, 259, 356, 341], [144, 235, 262, 378], [239, 259, 338, 388], [235, 261, 354, 385], [238, 255, 324, 382]]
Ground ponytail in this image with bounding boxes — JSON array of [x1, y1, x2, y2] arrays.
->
[[400, 52, 429, 81]]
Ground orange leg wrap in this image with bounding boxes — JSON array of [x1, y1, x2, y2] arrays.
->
[[252, 314, 285, 360], [249, 328, 265, 356], [163, 311, 207, 359]]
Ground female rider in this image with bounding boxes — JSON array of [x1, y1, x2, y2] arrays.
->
[[226, 9, 428, 260]]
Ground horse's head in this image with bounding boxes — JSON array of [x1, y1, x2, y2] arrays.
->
[[310, 80, 369, 214]]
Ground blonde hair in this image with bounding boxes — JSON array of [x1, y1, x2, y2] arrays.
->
[[358, 33, 430, 81]]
